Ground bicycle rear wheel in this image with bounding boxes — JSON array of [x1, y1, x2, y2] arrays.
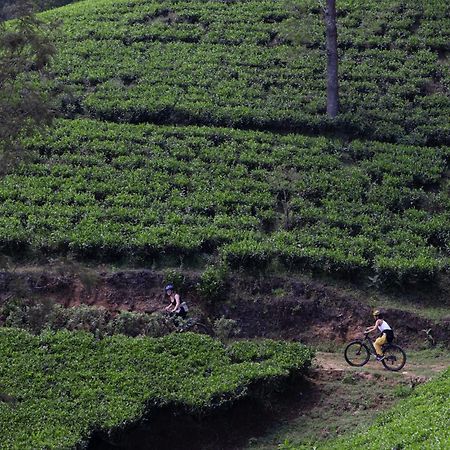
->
[[382, 344, 406, 371], [344, 341, 370, 367]]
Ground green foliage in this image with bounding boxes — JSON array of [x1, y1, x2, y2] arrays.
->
[[0, 1, 80, 20], [197, 263, 229, 302], [37, 0, 450, 145], [1, 298, 170, 338], [163, 269, 186, 291], [3, 297, 67, 333], [0, 0, 449, 285], [0, 327, 313, 449], [106, 310, 165, 337], [227, 339, 314, 371], [393, 384, 414, 399], [280, 368, 450, 450], [213, 316, 240, 343], [0, 119, 448, 284], [0, 0, 57, 172], [314, 368, 450, 450]]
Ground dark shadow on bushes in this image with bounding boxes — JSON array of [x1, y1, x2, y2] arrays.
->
[[88, 373, 312, 450]]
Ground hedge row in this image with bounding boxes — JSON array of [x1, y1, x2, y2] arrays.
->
[[40, 0, 450, 145], [0, 327, 313, 449]]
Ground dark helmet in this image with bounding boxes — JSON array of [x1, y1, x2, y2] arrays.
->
[[165, 284, 174, 292]]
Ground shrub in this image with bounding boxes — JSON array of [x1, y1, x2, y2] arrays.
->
[[107, 310, 156, 337], [213, 316, 240, 343], [197, 263, 229, 302]]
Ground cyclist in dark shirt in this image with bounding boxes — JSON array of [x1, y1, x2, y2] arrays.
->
[[164, 284, 188, 321]]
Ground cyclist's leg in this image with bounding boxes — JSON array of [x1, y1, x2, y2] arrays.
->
[[170, 311, 181, 327], [172, 308, 187, 328], [374, 334, 387, 356]]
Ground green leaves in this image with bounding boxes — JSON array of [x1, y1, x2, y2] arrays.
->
[[0, 328, 313, 449], [36, 0, 450, 145]]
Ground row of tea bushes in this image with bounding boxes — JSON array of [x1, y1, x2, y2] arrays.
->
[[41, 0, 450, 145], [0, 328, 313, 449]]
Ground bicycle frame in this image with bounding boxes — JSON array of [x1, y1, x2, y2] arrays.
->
[[363, 333, 377, 355]]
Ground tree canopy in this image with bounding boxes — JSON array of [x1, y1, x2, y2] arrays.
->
[[0, 0, 56, 173]]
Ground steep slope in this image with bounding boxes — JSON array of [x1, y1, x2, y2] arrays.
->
[[40, 0, 450, 145], [1, 118, 449, 283]]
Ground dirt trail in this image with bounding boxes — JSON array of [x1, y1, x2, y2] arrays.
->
[[246, 349, 449, 450], [314, 350, 448, 383]]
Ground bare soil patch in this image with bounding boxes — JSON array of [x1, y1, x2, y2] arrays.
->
[[1, 267, 449, 348]]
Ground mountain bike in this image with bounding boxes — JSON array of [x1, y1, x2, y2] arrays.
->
[[344, 332, 406, 371], [161, 312, 213, 336]]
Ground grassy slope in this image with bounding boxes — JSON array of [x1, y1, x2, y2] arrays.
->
[[319, 367, 450, 449], [250, 349, 449, 450], [0, 328, 313, 449]]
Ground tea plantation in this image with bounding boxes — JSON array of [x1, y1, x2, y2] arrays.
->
[[40, 0, 450, 145], [0, 328, 313, 449], [0, 0, 449, 448], [0, 0, 448, 284], [1, 118, 448, 283], [283, 367, 450, 449]]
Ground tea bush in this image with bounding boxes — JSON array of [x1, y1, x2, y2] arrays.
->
[[0, 327, 313, 449], [0, 119, 448, 284]]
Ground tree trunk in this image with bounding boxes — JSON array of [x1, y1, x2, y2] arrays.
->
[[325, 0, 339, 118]]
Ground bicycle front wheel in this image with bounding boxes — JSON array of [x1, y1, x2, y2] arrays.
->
[[382, 344, 406, 371], [344, 341, 370, 367]]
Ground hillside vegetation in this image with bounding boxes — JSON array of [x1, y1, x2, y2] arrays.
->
[[0, 2, 449, 448], [281, 367, 450, 449], [0, 119, 448, 284], [0, 328, 313, 449], [0, 0, 448, 285], [0, 1, 80, 20], [40, 0, 450, 145]]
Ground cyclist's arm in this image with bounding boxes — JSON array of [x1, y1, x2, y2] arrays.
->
[[366, 319, 382, 333]]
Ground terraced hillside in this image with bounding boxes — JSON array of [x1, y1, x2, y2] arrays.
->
[[0, 0, 449, 284], [1, 119, 449, 283], [41, 0, 450, 145]]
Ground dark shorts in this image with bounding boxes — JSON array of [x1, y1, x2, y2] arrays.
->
[[382, 329, 394, 343], [170, 307, 187, 320]]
